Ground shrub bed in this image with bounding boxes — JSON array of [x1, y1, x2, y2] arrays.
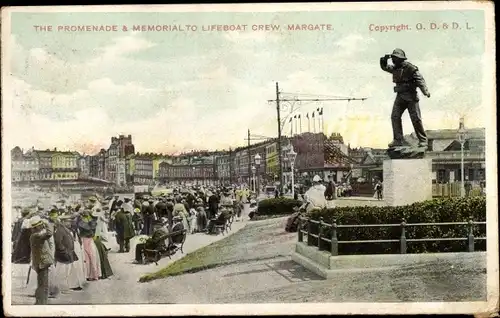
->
[[304, 196, 486, 255], [257, 197, 302, 216]]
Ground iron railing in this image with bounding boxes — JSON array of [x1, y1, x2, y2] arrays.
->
[[297, 216, 486, 255]]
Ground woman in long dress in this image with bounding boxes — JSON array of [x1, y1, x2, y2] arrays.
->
[[173, 200, 189, 233], [195, 200, 208, 232], [76, 210, 101, 281], [62, 218, 86, 290]]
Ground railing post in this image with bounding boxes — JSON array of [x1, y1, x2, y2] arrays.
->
[[318, 217, 324, 251], [400, 218, 407, 254], [307, 218, 312, 246], [331, 218, 338, 256], [297, 217, 303, 242], [467, 216, 475, 252]]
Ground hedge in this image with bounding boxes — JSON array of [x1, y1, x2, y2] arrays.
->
[[257, 197, 303, 216], [304, 196, 486, 255]]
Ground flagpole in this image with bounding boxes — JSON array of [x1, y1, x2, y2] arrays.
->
[[290, 119, 293, 136], [307, 113, 310, 132], [322, 112, 325, 134], [295, 117, 298, 135], [312, 112, 316, 133], [299, 116, 302, 134], [320, 108, 324, 134]]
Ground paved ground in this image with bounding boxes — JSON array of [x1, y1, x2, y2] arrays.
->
[[10, 198, 486, 304], [141, 217, 485, 304], [10, 219, 248, 305]]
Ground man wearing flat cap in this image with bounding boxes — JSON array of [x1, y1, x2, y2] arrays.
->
[[380, 48, 431, 148], [29, 216, 54, 305]]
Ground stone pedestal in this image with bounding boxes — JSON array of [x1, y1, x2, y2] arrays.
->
[[383, 159, 433, 206]]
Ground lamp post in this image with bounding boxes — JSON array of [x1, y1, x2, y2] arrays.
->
[[254, 153, 261, 195], [457, 118, 468, 198], [287, 147, 297, 198], [251, 165, 256, 193]]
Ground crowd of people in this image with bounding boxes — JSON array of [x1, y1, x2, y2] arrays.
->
[[11, 184, 255, 305], [11, 196, 114, 305]]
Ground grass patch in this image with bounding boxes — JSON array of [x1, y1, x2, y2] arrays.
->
[[139, 219, 291, 283], [139, 241, 223, 283], [251, 214, 289, 221]]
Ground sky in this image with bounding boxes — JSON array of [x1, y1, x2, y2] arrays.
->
[[4, 8, 487, 155]]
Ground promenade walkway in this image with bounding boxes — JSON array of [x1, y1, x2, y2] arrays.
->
[[10, 220, 248, 305]]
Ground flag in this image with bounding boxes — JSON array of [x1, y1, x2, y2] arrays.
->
[[298, 114, 301, 119], [317, 108, 320, 113], [312, 112, 315, 118], [294, 115, 297, 119], [319, 108, 323, 116], [289, 117, 292, 123], [306, 113, 309, 119]]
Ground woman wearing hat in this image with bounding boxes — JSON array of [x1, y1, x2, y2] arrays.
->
[[48, 211, 85, 292], [173, 199, 190, 234], [12, 208, 33, 264], [76, 210, 102, 281], [195, 199, 208, 232], [303, 175, 328, 213], [92, 207, 110, 243]]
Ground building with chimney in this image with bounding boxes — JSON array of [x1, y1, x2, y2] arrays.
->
[[11, 147, 40, 183], [103, 135, 136, 185], [111, 134, 135, 158]]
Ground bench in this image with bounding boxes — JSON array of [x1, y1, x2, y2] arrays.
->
[[142, 229, 187, 265], [210, 211, 232, 235]]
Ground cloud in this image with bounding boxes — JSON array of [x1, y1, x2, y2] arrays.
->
[[223, 30, 281, 44], [90, 34, 157, 63], [334, 33, 376, 57], [6, 24, 487, 154]]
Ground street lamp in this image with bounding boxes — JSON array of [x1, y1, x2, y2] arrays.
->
[[457, 118, 468, 198], [192, 166, 197, 185], [287, 147, 297, 198], [254, 153, 261, 195], [251, 165, 256, 193]]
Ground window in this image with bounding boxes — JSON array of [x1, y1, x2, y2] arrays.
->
[[437, 169, 446, 183], [468, 169, 475, 181], [477, 168, 485, 180]]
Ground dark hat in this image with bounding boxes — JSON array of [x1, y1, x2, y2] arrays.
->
[[152, 220, 164, 227], [116, 200, 123, 206], [21, 208, 31, 216], [391, 48, 407, 60], [124, 198, 131, 202]]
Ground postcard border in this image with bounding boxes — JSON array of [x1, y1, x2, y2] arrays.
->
[[2, 1, 498, 316]]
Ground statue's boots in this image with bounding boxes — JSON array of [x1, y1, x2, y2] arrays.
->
[[417, 141, 428, 148], [388, 140, 404, 148]]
